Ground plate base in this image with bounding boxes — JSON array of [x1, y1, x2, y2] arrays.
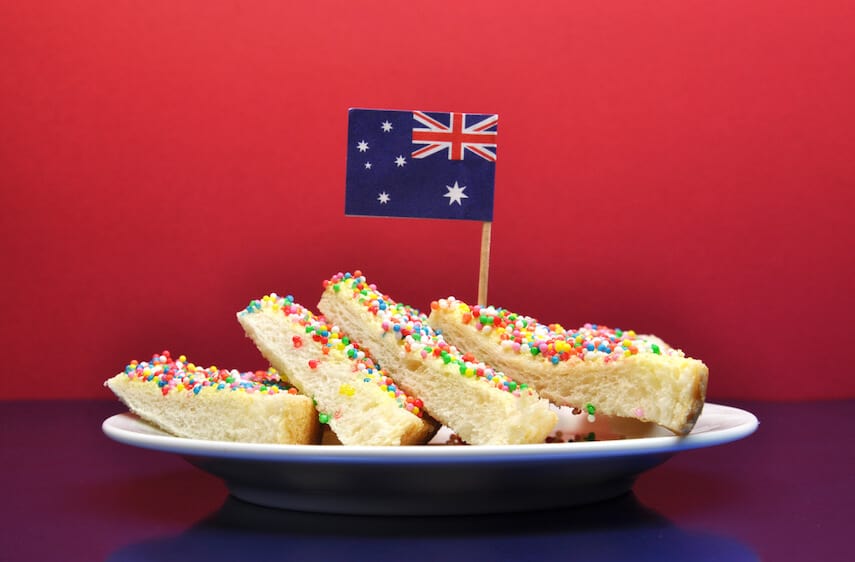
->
[[187, 454, 672, 515]]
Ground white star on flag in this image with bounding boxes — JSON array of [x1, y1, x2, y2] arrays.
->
[[443, 181, 468, 206], [377, 191, 390, 204], [381, 121, 393, 132], [364, 162, 372, 169], [357, 140, 369, 152], [394, 155, 406, 167]]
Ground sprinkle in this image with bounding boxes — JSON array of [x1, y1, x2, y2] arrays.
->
[[240, 289, 428, 417], [586, 402, 596, 423], [325, 273, 528, 396], [117, 352, 298, 397], [432, 298, 682, 365]]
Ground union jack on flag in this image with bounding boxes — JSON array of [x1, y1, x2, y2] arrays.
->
[[345, 108, 498, 222], [411, 111, 498, 162]]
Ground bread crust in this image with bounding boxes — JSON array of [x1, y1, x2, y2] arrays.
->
[[238, 294, 439, 446], [318, 273, 557, 445], [105, 354, 320, 444], [429, 298, 708, 435]]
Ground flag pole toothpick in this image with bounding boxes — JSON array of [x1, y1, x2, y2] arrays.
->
[[478, 221, 492, 306]]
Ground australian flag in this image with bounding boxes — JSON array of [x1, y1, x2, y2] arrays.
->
[[345, 108, 497, 221]]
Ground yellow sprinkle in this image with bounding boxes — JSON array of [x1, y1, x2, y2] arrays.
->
[[178, 355, 187, 363], [187, 363, 196, 371], [339, 384, 356, 396]]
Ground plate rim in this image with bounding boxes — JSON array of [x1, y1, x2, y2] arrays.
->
[[102, 402, 758, 462]]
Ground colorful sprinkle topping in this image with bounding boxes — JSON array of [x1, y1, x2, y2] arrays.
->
[[432, 297, 686, 364], [323, 272, 533, 397], [240, 292, 425, 417], [120, 350, 297, 396]]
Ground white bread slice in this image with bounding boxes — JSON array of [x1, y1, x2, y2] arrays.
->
[[238, 294, 439, 445], [428, 298, 708, 435], [105, 351, 320, 444], [317, 272, 557, 445]]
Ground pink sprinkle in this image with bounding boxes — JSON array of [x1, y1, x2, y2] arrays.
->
[[635, 408, 644, 418], [511, 342, 521, 352]]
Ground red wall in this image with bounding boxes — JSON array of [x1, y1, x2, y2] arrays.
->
[[1, 1, 853, 400]]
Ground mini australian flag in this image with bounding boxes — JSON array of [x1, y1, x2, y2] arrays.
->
[[345, 108, 498, 221]]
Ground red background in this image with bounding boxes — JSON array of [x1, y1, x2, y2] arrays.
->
[[1, 1, 853, 400]]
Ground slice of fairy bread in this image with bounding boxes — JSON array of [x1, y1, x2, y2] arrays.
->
[[428, 297, 708, 435], [105, 351, 320, 444], [317, 272, 557, 445], [238, 294, 439, 445]]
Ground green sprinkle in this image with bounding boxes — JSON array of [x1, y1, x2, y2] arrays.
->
[[586, 403, 596, 415], [342, 337, 350, 345], [530, 347, 540, 356], [441, 352, 452, 364], [479, 315, 493, 325], [507, 381, 518, 391], [585, 432, 596, 441], [651, 344, 661, 355], [318, 413, 331, 424], [333, 283, 341, 293], [459, 364, 467, 375]]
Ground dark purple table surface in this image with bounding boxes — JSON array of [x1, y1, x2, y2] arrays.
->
[[1, 399, 852, 561]]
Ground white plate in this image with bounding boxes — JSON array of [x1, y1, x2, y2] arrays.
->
[[102, 403, 757, 515]]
